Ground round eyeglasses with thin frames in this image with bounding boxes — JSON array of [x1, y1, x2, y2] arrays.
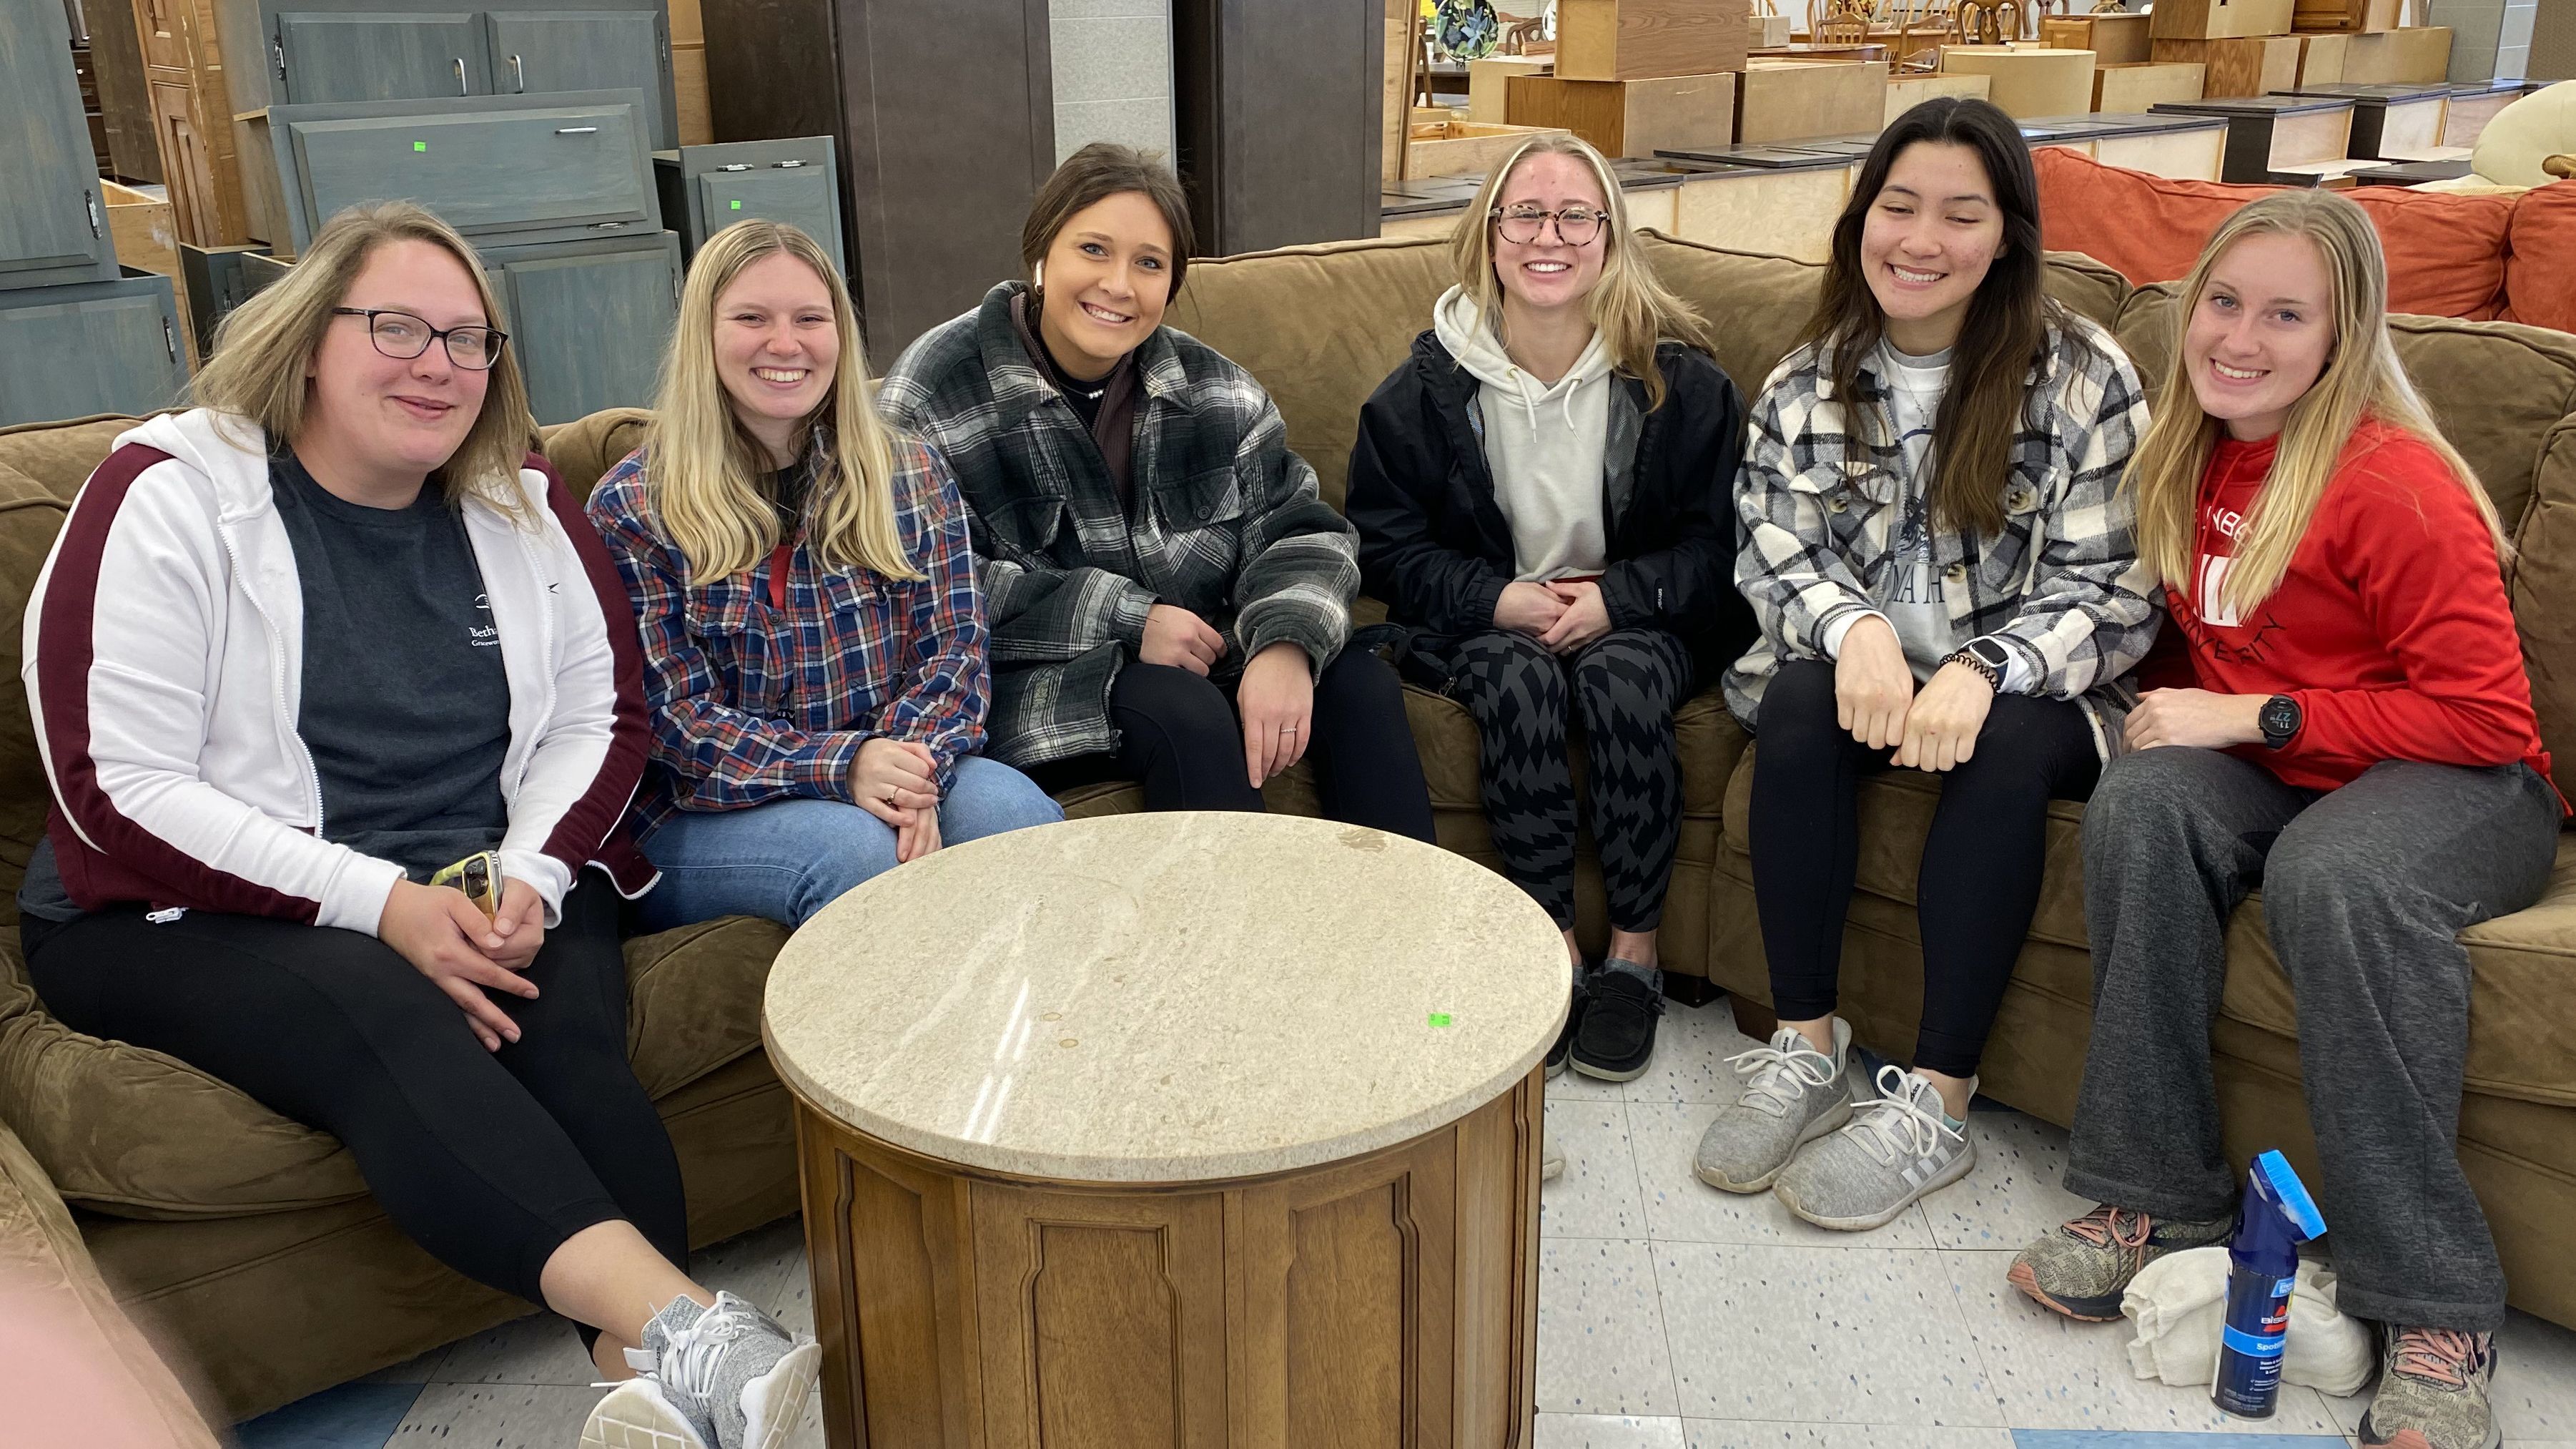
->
[[330, 308, 509, 370], [1489, 204, 1608, 246]]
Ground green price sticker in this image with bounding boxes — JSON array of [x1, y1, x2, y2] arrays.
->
[[1427, 1013, 1452, 1028], [730, 199, 743, 210], [413, 141, 427, 152]]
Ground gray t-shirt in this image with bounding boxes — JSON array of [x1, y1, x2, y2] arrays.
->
[[17, 451, 513, 923], [1877, 341, 1965, 682]]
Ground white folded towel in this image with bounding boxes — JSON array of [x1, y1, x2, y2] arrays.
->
[[2121, 1246, 2374, 1397]]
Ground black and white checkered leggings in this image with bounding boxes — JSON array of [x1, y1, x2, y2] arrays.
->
[[1436, 627, 1694, 933]]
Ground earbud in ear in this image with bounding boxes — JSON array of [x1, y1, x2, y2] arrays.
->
[[1032, 261, 1045, 290]]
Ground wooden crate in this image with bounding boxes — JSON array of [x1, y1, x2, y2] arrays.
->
[[2042, 12, 2153, 63], [2296, 31, 2351, 83], [1884, 70, 1990, 127], [2150, 0, 2296, 40], [1939, 44, 2096, 119], [1470, 57, 1551, 122], [1406, 119, 1579, 177], [2291, 0, 2401, 32], [1734, 58, 1889, 142], [1508, 72, 1737, 157], [2341, 26, 2451, 82], [1750, 10, 1795, 47], [1558, 0, 1752, 80], [2094, 61, 2206, 110], [101, 179, 196, 360], [1672, 164, 1853, 262], [2152, 35, 2301, 96]]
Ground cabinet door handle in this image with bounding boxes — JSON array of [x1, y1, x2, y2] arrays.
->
[[510, 54, 525, 92], [454, 57, 468, 94], [773, 159, 806, 168], [591, 220, 629, 229], [164, 318, 179, 363], [557, 126, 600, 134]]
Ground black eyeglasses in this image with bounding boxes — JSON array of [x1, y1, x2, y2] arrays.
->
[[331, 308, 508, 370], [1490, 204, 1608, 245]]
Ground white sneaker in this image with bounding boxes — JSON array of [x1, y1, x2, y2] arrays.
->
[[583, 1292, 820, 1449], [1775, 1065, 1976, 1232], [1692, 1019, 1854, 1193], [582, 1377, 709, 1449]]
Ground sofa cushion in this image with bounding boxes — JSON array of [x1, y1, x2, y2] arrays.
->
[[2034, 145, 2520, 321], [538, 407, 651, 503], [2113, 283, 2576, 538], [2500, 182, 2576, 335], [2509, 418, 2576, 789], [1720, 748, 2576, 1110], [0, 918, 785, 1219]]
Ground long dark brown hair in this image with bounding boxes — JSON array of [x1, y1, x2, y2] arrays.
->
[[1801, 97, 2060, 537]]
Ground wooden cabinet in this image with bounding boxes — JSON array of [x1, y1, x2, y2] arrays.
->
[[653, 137, 843, 270], [0, 275, 192, 427], [485, 232, 678, 424]]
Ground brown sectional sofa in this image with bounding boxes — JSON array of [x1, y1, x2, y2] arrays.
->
[[0, 228, 2570, 1423]]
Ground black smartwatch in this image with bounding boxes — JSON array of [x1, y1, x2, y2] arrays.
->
[[2259, 694, 2302, 750], [1943, 637, 2013, 692]]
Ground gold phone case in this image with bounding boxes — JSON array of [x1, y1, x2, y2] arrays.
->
[[430, 850, 503, 921]]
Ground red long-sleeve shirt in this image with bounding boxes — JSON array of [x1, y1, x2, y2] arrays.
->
[[2164, 418, 2555, 795]]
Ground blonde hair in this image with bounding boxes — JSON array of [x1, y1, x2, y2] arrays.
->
[[1449, 134, 1715, 410], [2128, 190, 2506, 615], [642, 220, 918, 581], [192, 201, 537, 519]]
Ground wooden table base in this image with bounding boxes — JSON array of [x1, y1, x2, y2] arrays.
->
[[791, 1071, 1544, 1448]]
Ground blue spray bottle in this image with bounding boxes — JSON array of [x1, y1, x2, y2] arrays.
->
[[2213, 1149, 2329, 1418]]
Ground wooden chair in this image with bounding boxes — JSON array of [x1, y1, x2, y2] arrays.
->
[[1894, 0, 1960, 72], [1812, 0, 1876, 46], [1958, 0, 2025, 43]]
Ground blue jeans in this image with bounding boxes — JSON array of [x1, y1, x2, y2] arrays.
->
[[634, 756, 1065, 930]]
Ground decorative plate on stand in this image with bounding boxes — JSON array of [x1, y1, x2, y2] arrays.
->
[[1436, 0, 1502, 59]]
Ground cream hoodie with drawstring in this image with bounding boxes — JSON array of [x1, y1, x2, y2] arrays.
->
[[1433, 285, 1612, 583]]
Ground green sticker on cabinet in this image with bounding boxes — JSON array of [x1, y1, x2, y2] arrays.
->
[[413, 141, 427, 152], [1427, 1013, 1452, 1028], [730, 199, 742, 210]]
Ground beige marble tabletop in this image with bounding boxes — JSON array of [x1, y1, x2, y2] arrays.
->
[[761, 811, 1568, 1184]]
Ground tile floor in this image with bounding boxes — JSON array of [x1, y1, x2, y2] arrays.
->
[[237, 997, 2576, 1449]]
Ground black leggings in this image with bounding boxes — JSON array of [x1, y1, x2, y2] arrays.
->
[[22, 878, 686, 1312], [1438, 627, 1694, 934], [1747, 658, 2099, 1078], [1036, 649, 1438, 841]]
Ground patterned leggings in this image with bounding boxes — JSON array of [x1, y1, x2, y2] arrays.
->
[[1441, 627, 1694, 933]]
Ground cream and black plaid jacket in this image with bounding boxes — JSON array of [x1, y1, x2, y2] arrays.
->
[[879, 282, 1358, 769], [1724, 313, 2160, 760]]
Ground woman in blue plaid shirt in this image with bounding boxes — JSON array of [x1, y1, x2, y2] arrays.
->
[[587, 221, 1062, 933], [1700, 99, 2158, 1234]]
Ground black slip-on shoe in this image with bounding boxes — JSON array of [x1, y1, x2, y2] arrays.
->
[[1545, 968, 1591, 1078], [1571, 966, 1662, 1081]]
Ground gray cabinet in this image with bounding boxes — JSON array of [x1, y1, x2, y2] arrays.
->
[[275, 11, 490, 102], [485, 10, 667, 154], [0, 275, 191, 427], [485, 232, 678, 424], [0, 0, 122, 289], [267, 89, 661, 251], [652, 136, 842, 271]]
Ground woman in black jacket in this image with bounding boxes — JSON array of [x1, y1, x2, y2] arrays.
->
[[1346, 135, 1752, 1083]]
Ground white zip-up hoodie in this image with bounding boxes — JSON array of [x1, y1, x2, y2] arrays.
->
[[1432, 284, 1613, 582], [23, 409, 654, 935]]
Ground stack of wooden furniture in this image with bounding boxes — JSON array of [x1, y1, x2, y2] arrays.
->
[[1, 0, 191, 426]]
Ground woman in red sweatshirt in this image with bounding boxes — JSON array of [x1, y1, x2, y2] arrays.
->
[[2008, 190, 2556, 1449]]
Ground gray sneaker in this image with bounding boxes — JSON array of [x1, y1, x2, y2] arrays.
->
[[1775, 1066, 1974, 1232], [1693, 1019, 1855, 1194], [2359, 1327, 2501, 1449], [1542, 1129, 1566, 1182], [2008, 1202, 2233, 1321], [581, 1292, 821, 1449]]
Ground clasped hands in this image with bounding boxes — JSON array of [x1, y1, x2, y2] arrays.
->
[[1140, 602, 1313, 789], [851, 737, 945, 864], [1835, 615, 1993, 772], [377, 873, 548, 1053], [1494, 579, 1612, 654]]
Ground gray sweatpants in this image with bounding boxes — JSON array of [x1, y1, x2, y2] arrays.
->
[[2066, 747, 2558, 1332]]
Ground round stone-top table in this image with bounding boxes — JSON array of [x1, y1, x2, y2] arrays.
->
[[764, 810, 1566, 1448]]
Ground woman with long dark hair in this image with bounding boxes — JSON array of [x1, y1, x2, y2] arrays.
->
[[1701, 98, 2158, 1230]]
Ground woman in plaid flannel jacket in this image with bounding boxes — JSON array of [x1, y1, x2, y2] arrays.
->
[[1699, 99, 2160, 1234], [587, 221, 1062, 933], [879, 144, 1436, 840]]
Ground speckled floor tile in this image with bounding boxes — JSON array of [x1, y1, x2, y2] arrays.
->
[[1940, 1248, 2343, 1434], [2319, 1307, 2576, 1443], [1628, 1101, 1935, 1249], [1621, 998, 1767, 1106], [1545, 1099, 1651, 1239], [1914, 1109, 2093, 1252], [430, 1310, 596, 1387], [1687, 1422, 2016, 1448], [1654, 1240, 1998, 1426], [1537, 1412, 1692, 1448], [1540, 1237, 1682, 1416], [357, 1347, 449, 1385], [386, 1382, 601, 1445]]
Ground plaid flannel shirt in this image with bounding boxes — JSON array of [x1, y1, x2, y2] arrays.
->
[[584, 432, 990, 834], [878, 281, 1358, 769], [1725, 313, 2159, 760]]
